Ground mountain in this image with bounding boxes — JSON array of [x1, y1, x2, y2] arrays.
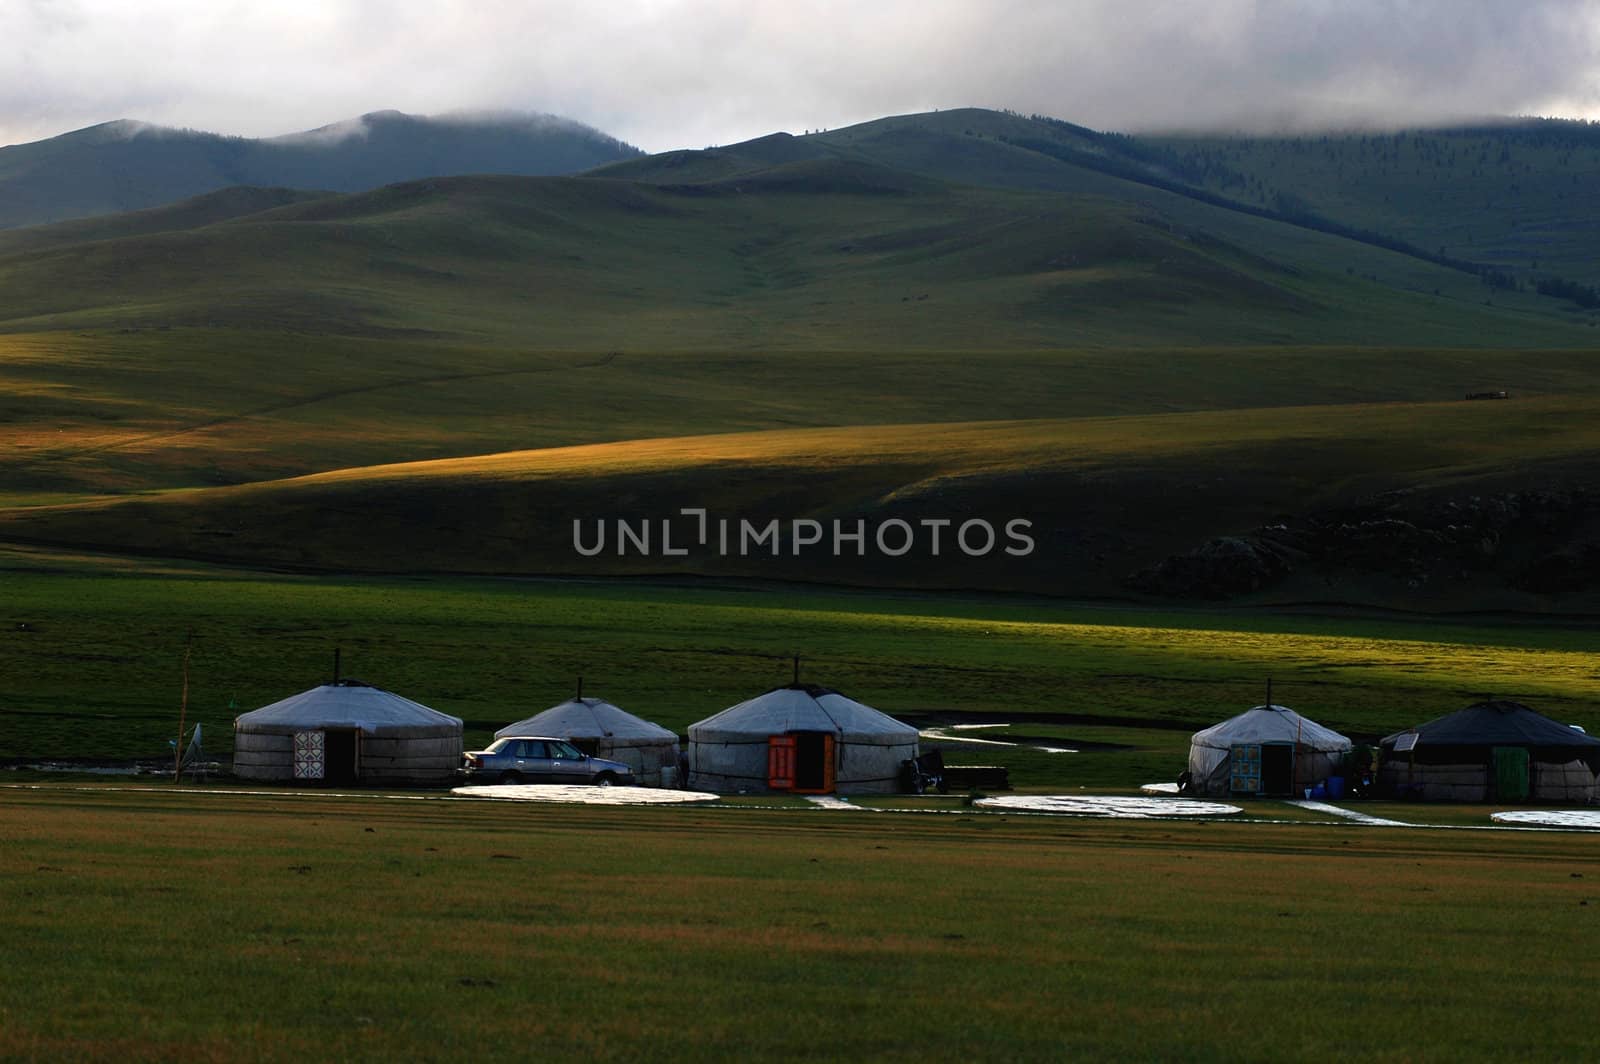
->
[[4, 106, 1600, 609], [600, 109, 1600, 309], [1140, 121, 1600, 289], [4, 106, 1592, 350], [0, 109, 644, 229]]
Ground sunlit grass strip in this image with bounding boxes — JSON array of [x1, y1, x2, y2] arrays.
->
[[175, 394, 1600, 487], [812, 607, 1600, 706]]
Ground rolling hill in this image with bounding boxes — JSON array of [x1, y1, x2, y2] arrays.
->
[[0, 154, 1590, 347], [6, 398, 1600, 609], [1, 130, 1595, 501], [3, 107, 1600, 609], [6, 329, 1600, 499], [0, 109, 643, 229]]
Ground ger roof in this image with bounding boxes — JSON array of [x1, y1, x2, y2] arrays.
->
[[235, 680, 461, 733], [1190, 704, 1352, 752], [689, 684, 917, 743], [1382, 700, 1600, 749], [495, 697, 676, 742]]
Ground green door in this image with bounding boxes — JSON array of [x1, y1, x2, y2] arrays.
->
[[1492, 747, 1530, 802]]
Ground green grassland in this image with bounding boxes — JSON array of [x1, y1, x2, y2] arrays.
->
[[0, 117, 1595, 539], [7, 329, 1600, 500], [2, 162, 1585, 349], [1, 111, 1593, 486], [7, 395, 1600, 608], [3, 787, 1597, 1061], [3, 563, 1597, 781], [1, 109, 1598, 612]]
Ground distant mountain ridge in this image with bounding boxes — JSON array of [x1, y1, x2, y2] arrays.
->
[[0, 109, 644, 229], [596, 108, 1600, 289]]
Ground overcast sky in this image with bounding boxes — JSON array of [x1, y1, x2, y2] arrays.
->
[[4, 0, 1599, 151]]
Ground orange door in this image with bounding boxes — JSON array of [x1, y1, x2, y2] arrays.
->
[[767, 735, 796, 789]]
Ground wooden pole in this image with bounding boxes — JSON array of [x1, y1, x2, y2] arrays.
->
[[792, 655, 800, 686], [1408, 732, 1416, 795], [175, 630, 192, 783], [1294, 707, 1303, 798], [577, 674, 584, 701]]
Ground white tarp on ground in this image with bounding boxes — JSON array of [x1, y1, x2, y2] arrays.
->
[[975, 795, 1242, 818], [804, 795, 865, 810], [1287, 800, 1410, 826], [452, 784, 717, 806], [1187, 704, 1352, 797], [1490, 809, 1600, 829], [496, 697, 681, 787]]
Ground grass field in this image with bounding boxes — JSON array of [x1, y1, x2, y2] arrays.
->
[[4, 561, 1597, 790], [7, 329, 1600, 500], [7, 393, 1600, 609], [2, 786, 1597, 1061]]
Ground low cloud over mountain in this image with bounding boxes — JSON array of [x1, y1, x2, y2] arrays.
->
[[0, 108, 642, 228]]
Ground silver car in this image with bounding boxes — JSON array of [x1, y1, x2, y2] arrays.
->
[[462, 736, 635, 786]]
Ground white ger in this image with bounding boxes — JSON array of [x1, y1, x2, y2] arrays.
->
[[688, 683, 918, 795]]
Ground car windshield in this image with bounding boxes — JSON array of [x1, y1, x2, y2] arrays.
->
[[485, 738, 516, 754], [549, 740, 583, 759]]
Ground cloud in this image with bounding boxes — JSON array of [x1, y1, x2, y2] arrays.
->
[[1, 0, 1597, 150]]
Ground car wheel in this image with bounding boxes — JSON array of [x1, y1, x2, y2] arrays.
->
[[499, 771, 523, 785], [594, 772, 617, 787]]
